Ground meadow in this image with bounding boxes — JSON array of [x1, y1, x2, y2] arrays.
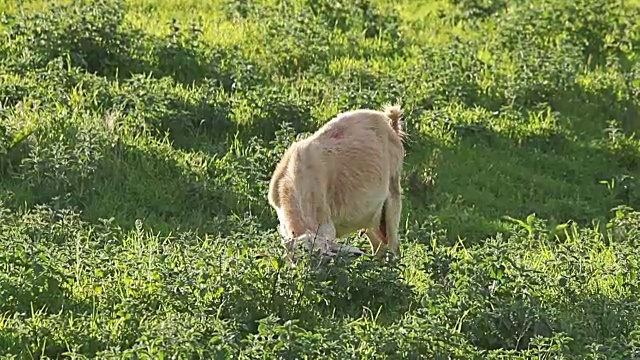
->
[[1, 0, 640, 358]]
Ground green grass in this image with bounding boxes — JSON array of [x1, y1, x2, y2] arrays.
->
[[1, 0, 640, 357]]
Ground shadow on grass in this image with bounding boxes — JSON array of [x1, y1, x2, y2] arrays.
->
[[305, 255, 415, 324], [0, 0, 255, 91], [537, 75, 640, 143], [414, 231, 640, 354], [0, 136, 252, 236], [459, 278, 640, 353], [458, 282, 640, 353], [0, 258, 93, 317], [402, 110, 640, 245], [230, 254, 417, 337]]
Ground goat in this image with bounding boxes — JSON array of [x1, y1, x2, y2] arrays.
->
[[267, 104, 406, 263]]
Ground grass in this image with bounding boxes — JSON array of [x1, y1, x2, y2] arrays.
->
[[1, 0, 640, 358]]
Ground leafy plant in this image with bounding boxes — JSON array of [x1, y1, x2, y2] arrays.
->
[[1, 0, 640, 358]]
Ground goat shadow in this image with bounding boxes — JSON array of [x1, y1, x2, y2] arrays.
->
[[400, 82, 640, 246], [248, 248, 417, 333], [0, 134, 238, 236]]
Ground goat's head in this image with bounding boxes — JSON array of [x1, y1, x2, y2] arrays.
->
[[280, 230, 335, 266]]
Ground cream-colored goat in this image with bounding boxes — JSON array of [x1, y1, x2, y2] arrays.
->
[[267, 104, 406, 262]]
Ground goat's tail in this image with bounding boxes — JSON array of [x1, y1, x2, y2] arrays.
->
[[382, 104, 406, 141]]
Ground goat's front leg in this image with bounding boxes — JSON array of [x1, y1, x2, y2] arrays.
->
[[310, 223, 366, 257], [310, 198, 337, 256]]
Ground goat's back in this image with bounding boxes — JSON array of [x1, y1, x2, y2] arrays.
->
[[267, 105, 406, 240], [305, 108, 405, 234]]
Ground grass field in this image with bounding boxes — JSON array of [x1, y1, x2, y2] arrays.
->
[[1, 0, 640, 358]]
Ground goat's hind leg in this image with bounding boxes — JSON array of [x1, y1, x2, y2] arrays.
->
[[384, 171, 403, 258], [316, 222, 365, 257], [364, 226, 386, 257]]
